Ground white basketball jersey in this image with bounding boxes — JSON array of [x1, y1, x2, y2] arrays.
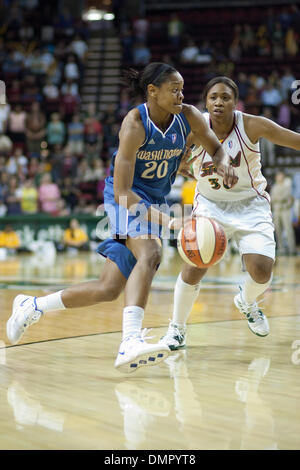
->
[[192, 111, 269, 202]]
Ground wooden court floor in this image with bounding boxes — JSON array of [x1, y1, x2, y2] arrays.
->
[[0, 247, 300, 450]]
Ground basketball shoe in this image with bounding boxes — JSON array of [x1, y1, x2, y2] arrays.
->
[[234, 287, 269, 337], [159, 321, 186, 350], [114, 329, 170, 373], [6, 295, 43, 344]]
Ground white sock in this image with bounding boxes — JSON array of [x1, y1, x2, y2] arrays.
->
[[35, 291, 66, 313], [241, 273, 272, 304], [172, 273, 201, 328], [122, 306, 144, 340]]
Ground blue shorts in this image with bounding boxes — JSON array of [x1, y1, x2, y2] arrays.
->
[[96, 238, 137, 279]]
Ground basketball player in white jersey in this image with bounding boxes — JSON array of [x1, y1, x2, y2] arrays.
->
[[161, 76, 300, 348]]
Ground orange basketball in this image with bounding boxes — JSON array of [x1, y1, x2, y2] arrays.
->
[[177, 217, 227, 268]]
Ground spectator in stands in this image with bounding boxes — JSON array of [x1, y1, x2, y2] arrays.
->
[[61, 77, 79, 97], [64, 54, 80, 81], [280, 67, 296, 101], [20, 177, 38, 214], [271, 22, 284, 58], [26, 48, 45, 76], [43, 78, 59, 100], [118, 88, 132, 119], [46, 112, 66, 147], [67, 113, 84, 156], [61, 218, 89, 252], [105, 121, 120, 157], [7, 80, 22, 105], [285, 27, 298, 56], [180, 39, 200, 64], [25, 101, 46, 157], [0, 169, 9, 200], [133, 16, 149, 43], [120, 25, 134, 64], [60, 176, 80, 212], [60, 87, 79, 124], [2, 50, 23, 75], [132, 41, 151, 66], [84, 113, 103, 160], [278, 7, 293, 33], [49, 143, 64, 183], [0, 103, 10, 135], [256, 24, 271, 56], [249, 73, 266, 93], [40, 46, 55, 74], [0, 133, 13, 157], [61, 145, 77, 180], [76, 158, 96, 183], [70, 34, 88, 64], [261, 80, 282, 110], [0, 224, 21, 253], [240, 24, 256, 56], [0, 198, 7, 216], [22, 74, 42, 104], [92, 158, 106, 181], [236, 72, 250, 101], [277, 99, 291, 129], [167, 13, 184, 47], [6, 147, 28, 176], [260, 108, 276, 167], [38, 172, 61, 215], [8, 104, 27, 146], [5, 175, 22, 215], [271, 171, 296, 255]]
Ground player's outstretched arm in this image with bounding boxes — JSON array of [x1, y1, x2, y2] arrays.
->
[[245, 114, 300, 150]]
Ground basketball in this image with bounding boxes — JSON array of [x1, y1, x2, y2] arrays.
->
[[177, 217, 227, 268]]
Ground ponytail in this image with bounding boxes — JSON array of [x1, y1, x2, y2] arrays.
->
[[121, 62, 177, 101]]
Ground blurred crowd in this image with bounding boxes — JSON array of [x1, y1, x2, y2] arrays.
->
[[1, 1, 300, 255], [0, 0, 123, 217], [119, 5, 300, 135]]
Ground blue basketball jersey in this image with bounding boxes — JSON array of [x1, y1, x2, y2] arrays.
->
[[106, 103, 191, 203]]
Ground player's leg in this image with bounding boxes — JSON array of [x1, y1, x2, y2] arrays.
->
[[234, 253, 274, 337], [160, 263, 206, 350], [232, 196, 276, 337], [6, 238, 135, 345], [114, 236, 170, 373]]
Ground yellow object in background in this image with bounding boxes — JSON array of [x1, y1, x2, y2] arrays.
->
[[0, 228, 21, 249], [181, 179, 197, 205]]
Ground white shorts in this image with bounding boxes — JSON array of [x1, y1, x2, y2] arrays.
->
[[192, 193, 276, 260]]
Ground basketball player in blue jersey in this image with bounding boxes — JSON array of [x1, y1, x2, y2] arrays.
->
[[6, 63, 237, 373]]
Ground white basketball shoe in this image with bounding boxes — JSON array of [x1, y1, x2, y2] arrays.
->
[[6, 295, 43, 344], [234, 287, 269, 337], [114, 329, 170, 373], [159, 321, 186, 350]]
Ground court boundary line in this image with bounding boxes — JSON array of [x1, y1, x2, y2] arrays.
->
[[1, 313, 299, 349]]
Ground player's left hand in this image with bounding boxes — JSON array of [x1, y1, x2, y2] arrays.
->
[[215, 160, 238, 189], [178, 145, 198, 179]]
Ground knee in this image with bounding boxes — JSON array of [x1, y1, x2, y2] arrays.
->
[[138, 245, 162, 269], [94, 281, 122, 302], [250, 263, 273, 284]]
